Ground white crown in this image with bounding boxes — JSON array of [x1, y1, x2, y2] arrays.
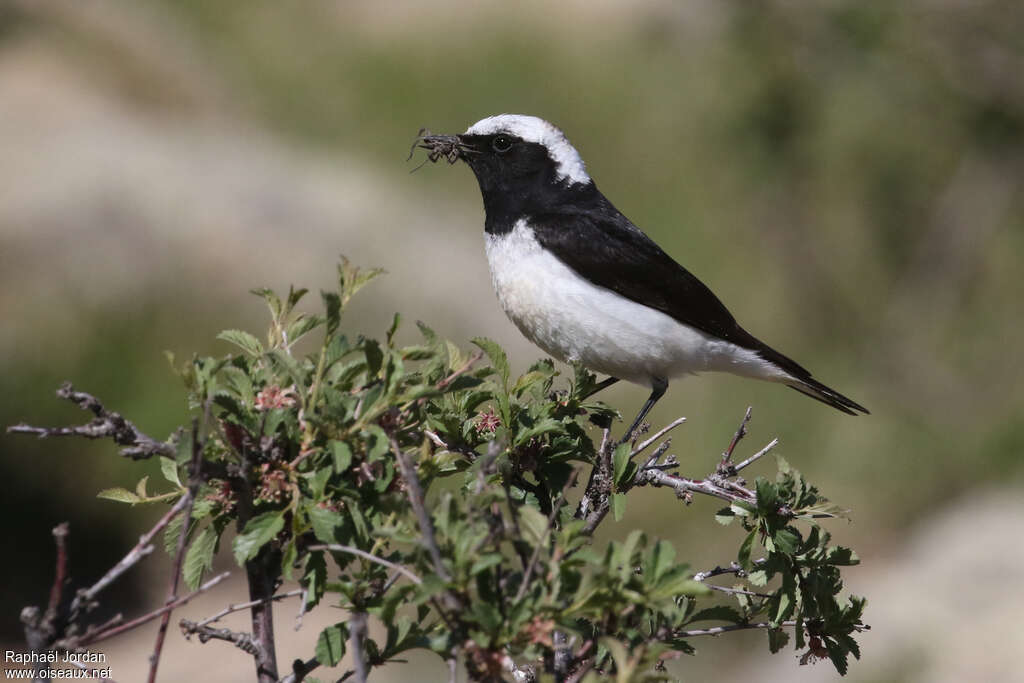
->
[[466, 114, 590, 185]]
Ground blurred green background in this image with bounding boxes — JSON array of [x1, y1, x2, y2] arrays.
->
[[2, 0, 1022, 680]]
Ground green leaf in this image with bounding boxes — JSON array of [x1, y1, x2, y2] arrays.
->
[[611, 492, 626, 522], [315, 624, 347, 667], [232, 511, 285, 565], [331, 441, 353, 473], [184, 525, 217, 590], [612, 442, 632, 488], [97, 488, 141, 504], [715, 507, 736, 525], [738, 529, 756, 571], [308, 505, 346, 545], [321, 291, 342, 335], [250, 287, 282, 319], [472, 337, 509, 389], [768, 627, 790, 654], [160, 457, 182, 488], [135, 476, 149, 499], [217, 329, 263, 356], [469, 554, 503, 576], [164, 509, 185, 554], [518, 505, 549, 545], [513, 418, 562, 446]]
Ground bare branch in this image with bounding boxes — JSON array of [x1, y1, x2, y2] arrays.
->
[[7, 383, 175, 459], [79, 572, 230, 646], [194, 590, 304, 630], [72, 495, 189, 617], [306, 544, 423, 585], [147, 414, 205, 683], [634, 466, 754, 504], [676, 620, 796, 638], [732, 438, 780, 474], [631, 417, 686, 457], [389, 435, 454, 595], [720, 406, 752, 465]]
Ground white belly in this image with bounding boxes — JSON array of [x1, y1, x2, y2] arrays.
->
[[483, 220, 787, 388]]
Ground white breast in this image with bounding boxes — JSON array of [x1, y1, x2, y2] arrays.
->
[[483, 220, 788, 388]]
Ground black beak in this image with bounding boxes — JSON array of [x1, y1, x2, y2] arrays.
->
[[407, 129, 477, 169]]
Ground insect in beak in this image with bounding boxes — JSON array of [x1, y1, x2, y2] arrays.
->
[[407, 129, 477, 172]]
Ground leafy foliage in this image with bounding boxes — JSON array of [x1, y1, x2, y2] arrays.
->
[[104, 261, 867, 680]]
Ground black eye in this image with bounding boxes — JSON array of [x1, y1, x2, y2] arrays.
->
[[492, 135, 514, 153]]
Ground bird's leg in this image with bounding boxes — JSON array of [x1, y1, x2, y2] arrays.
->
[[582, 376, 619, 400], [619, 378, 668, 446]]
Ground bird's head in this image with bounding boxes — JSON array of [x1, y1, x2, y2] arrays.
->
[[412, 114, 591, 201]]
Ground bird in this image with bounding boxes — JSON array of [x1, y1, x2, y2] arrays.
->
[[414, 114, 867, 442]]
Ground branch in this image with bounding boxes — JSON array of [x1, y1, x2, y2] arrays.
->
[[676, 620, 797, 638], [7, 382, 175, 459], [631, 417, 686, 457], [72, 494, 190, 617], [306, 544, 422, 585], [514, 471, 577, 602], [348, 612, 368, 683], [720, 406, 752, 465], [78, 572, 230, 647], [278, 658, 320, 683], [435, 349, 484, 390], [192, 590, 304, 630], [575, 426, 613, 534], [634, 467, 754, 504], [731, 438, 779, 474], [147, 414, 205, 683]]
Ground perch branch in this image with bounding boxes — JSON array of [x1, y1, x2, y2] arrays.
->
[[7, 382, 175, 459]]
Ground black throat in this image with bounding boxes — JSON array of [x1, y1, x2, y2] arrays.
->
[[479, 178, 603, 235]]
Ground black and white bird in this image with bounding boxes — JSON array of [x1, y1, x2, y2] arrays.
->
[[416, 114, 867, 440]]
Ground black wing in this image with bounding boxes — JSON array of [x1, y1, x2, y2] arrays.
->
[[528, 207, 868, 415], [528, 208, 780, 357]]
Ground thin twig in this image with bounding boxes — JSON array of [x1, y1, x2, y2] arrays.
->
[[721, 406, 752, 465], [388, 435, 453, 586], [514, 471, 577, 602], [631, 417, 686, 457], [80, 572, 230, 646], [72, 495, 190, 617], [675, 620, 797, 638], [705, 584, 772, 598], [194, 590, 304, 629], [732, 438, 780, 474], [436, 349, 484, 390], [307, 545, 422, 585], [46, 523, 70, 626], [147, 413, 205, 683]]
